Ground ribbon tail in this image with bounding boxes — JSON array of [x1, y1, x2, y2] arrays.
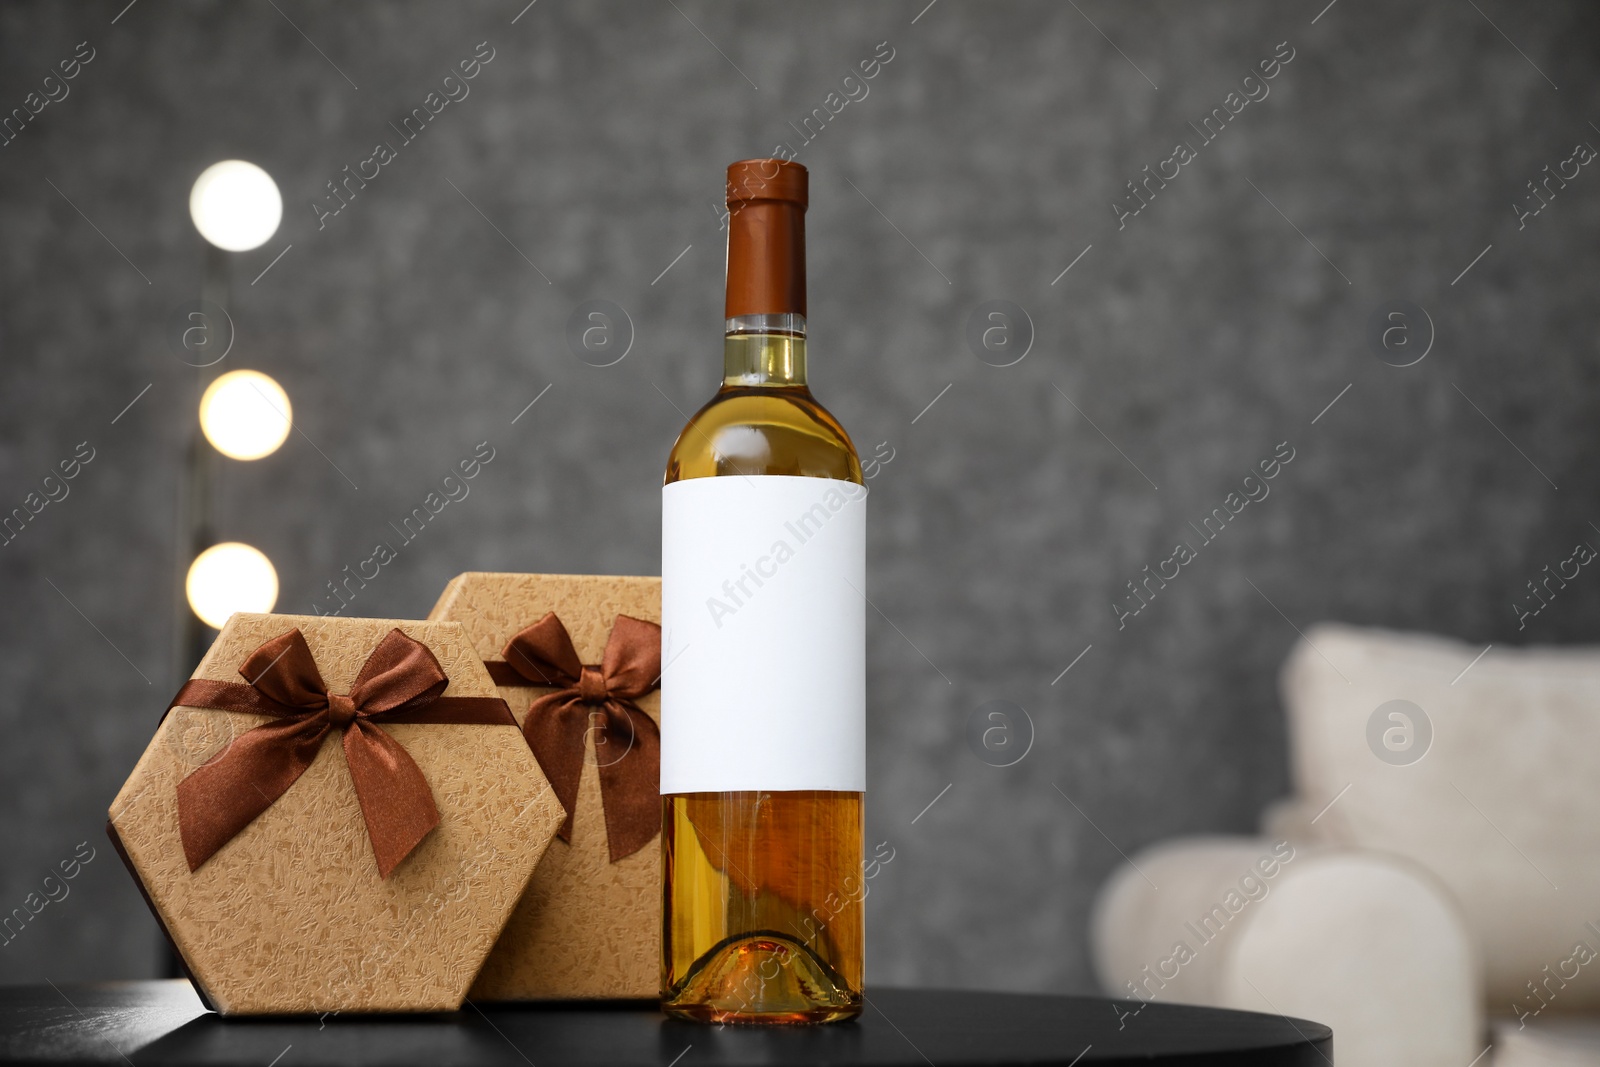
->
[[176, 716, 329, 873], [522, 695, 589, 843], [343, 721, 441, 878], [595, 703, 661, 862]]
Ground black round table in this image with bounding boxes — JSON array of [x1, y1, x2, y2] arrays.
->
[[0, 981, 1331, 1066]]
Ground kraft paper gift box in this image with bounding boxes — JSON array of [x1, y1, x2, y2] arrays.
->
[[107, 613, 566, 1015], [428, 572, 661, 1000]]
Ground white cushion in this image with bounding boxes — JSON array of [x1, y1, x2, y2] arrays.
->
[[1281, 624, 1600, 1012], [1091, 836, 1480, 1067]]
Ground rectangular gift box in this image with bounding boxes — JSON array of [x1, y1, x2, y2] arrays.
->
[[107, 613, 566, 1015], [428, 572, 661, 1000]]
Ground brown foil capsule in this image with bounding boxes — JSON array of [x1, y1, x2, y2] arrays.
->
[[725, 158, 807, 320]]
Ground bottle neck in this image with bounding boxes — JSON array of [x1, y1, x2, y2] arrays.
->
[[723, 182, 807, 387], [724, 315, 807, 386]]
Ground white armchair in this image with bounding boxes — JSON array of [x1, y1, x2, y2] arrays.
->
[[1091, 624, 1600, 1066]]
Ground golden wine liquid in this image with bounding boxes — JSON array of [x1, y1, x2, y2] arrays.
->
[[662, 332, 865, 1023]]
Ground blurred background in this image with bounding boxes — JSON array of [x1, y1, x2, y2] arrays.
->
[[1, 0, 1597, 1018]]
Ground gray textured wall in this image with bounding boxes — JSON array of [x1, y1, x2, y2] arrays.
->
[[2, 0, 1598, 995]]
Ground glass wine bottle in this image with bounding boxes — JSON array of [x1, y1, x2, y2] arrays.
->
[[660, 158, 866, 1024]]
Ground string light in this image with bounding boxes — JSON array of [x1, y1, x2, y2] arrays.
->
[[199, 370, 291, 461], [189, 160, 282, 252], [186, 543, 278, 630]]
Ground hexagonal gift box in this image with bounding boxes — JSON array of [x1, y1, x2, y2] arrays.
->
[[107, 613, 566, 1015], [428, 573, 661, 1000]]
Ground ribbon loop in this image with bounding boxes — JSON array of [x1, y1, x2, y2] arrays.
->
[[239, 629, 331, 712], [167, 627, 516, 878], [492, 613, 661, 862]]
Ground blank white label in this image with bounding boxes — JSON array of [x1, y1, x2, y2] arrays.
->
[[661, 475, 865, 794]]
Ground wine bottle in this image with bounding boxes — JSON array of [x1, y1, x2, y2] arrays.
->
[[660, 159, 866, 1024]]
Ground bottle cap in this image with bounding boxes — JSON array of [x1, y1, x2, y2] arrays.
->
[[725, 160, 807, 318], [726, 159, 807, 207]]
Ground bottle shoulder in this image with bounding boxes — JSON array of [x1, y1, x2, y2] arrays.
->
[[665, 385, 863, 485]]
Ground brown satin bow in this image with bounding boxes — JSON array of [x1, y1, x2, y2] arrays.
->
[[486, 613, 661, 862], [168, 628, 516, 878]]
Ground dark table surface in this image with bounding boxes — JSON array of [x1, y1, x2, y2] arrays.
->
[[0, 981, 1331, 1066]]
